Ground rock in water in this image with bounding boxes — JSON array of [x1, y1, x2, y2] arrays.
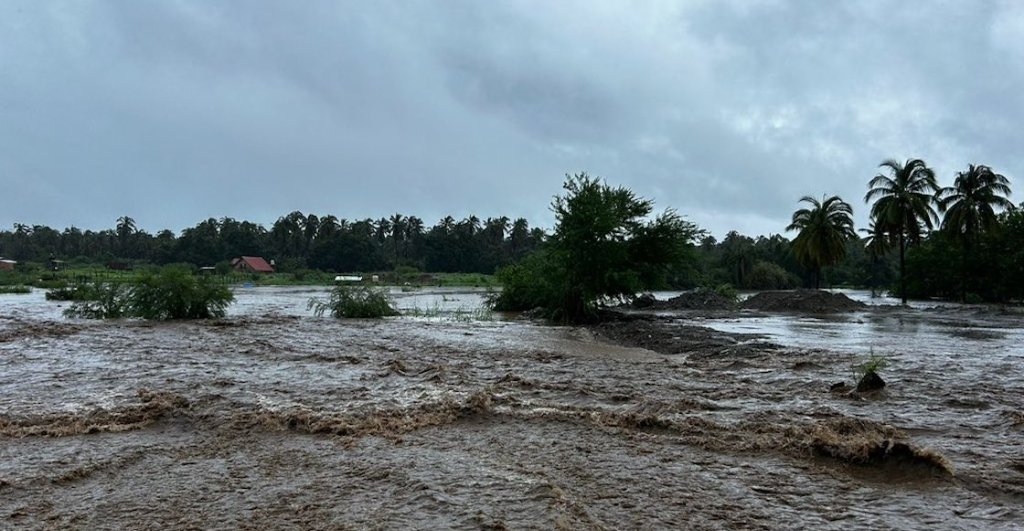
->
[[856, 371, 886, 392]]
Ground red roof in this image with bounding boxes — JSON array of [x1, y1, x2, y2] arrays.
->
[[234, 256, 274, 273]]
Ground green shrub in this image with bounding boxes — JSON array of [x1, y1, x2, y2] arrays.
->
[[130, 268, 234, 319], [489, 251, 559, 314], [63, 267, 234, 320], [0, 285, 31, 294], [63, 283, 131, 319], [713, 283, 739, 302], [308, 284, 399, 318]]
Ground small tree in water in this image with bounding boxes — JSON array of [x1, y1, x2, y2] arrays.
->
[[493, 173, 701, 323]]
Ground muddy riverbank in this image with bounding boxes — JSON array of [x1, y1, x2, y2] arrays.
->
[[1, 287, 1022, 529]]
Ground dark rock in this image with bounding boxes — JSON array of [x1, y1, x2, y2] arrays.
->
[[829, 382, 851, 393], [855, 371, 886, 392]]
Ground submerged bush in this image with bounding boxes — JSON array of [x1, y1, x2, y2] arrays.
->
[[63, 268, 234, 320], [130, 268, 234, 319], [63, 283, 132, 319], [308, 284, 399, 318]]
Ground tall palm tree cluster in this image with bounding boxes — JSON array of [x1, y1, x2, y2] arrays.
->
[[787, 158, 1013, 303]]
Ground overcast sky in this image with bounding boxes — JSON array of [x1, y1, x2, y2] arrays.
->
[[2, 1, 1021, 238]]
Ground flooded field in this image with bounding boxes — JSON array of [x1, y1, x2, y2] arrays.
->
[[1, 287, 1023, 529]]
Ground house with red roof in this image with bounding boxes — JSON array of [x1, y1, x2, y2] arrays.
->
[[231, 256, 275, 273]]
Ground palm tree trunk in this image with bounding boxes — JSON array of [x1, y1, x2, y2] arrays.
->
[[870, 255, 878, 298], [899, 232, 907, 305], [961, 238, 971, 303]]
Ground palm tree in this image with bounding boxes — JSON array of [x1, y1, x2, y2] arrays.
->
[[721, 231, 754, 287], [374, 218, 390, 246], [937, 164, 1013, 300], [116, 216, 136, 258], [865, 158, 940, 304], [938, 164, 1012, 239], [437, 216, 455, 235], [786, 195, 857, 289], [510, 218, 530, 258], [388, 213, 405, 266], [860, 219, 890, 298], [317, 215, 340, 240]]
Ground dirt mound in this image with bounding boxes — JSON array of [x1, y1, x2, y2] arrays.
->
[[657, 290, 736, 311], [630, 290, 736, 311], [741, 290, 866, 313], [592, 316, 779, 358]]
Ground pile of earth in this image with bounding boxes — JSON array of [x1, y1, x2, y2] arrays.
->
[[631, 290, 736, 311], [740, 290, 866, 313], [592, 314, 780, 359]]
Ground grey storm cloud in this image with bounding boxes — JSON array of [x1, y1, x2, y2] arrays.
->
[[1, 0, 1021, 237]]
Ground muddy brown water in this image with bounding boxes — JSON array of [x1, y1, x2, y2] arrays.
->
[[1, 287, 1022, 529]]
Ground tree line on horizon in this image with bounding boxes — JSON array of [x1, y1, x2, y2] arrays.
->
[[1, 159, 1020, 303], [0, 213, 547, 275]]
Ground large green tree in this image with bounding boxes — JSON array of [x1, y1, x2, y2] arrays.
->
[[493, 173, 701, 323], [785, 195, 856, 289], [865, 158, 940, 303]]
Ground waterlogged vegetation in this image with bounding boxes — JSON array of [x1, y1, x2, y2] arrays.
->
[[63, 268, 234, 320], [0, 284, 31, 294], [404, 301, 494, 322], [308, 284, 399, 319]]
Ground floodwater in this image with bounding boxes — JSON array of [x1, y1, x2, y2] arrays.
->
[[1, 287, 1022, 529]]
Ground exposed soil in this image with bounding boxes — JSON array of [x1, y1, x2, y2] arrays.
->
[[741, 290, 867, 313], [633, 290, 737, 311], [591, 313, 781, 359]]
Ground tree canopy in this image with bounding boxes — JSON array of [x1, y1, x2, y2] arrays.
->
[[492, 173, 702, 323]]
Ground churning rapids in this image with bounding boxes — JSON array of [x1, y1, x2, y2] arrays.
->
[[1, 287, 1022, 529]]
